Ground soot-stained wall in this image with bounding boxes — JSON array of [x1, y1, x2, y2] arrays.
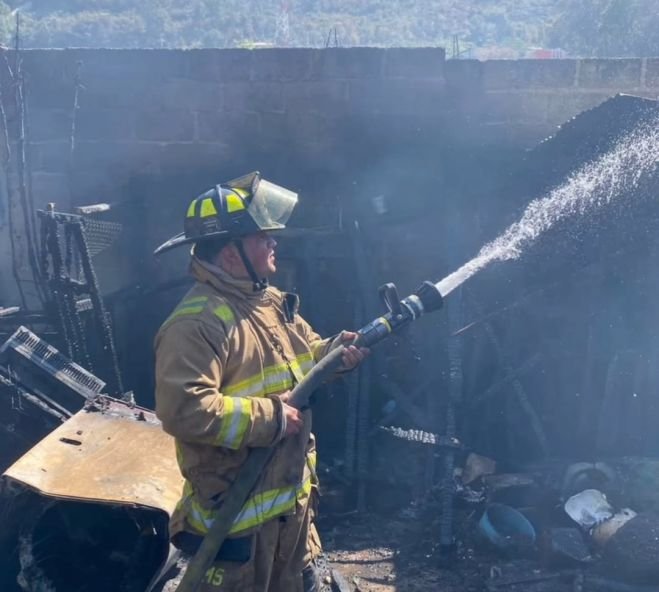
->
[[2, 51, 659, 295], [1, 49, 658, 455]]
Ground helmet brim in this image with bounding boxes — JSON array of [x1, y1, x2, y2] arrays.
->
[[153, 224, 287, 256], [153, 230, 228, 256]]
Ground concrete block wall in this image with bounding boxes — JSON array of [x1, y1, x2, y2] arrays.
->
[[1, 48, 658, 306], [447, 58, 659, 145]]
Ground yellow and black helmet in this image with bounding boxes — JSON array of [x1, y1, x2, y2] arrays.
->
[[154, 171, 298, 255]]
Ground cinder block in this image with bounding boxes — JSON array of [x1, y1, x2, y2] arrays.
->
[[30, 172, 71, 210], [578, 59, 642, 88], [159, 142, 232, 173], [22, 49, 82, 109], [347, 78, 446, 115], [30, 141, 71, 173], [186, 49, 253, 82], [79, 49, 188, 82], [72, 140, 161, 173], [311, 48, 384, 79], [445, 59, 483, 89], [545, 92, 614, 126], [251, 49, 313, 82], [262, 111, 339, 143], [281, 81, 349, 114], [483, 60, 578, 90], [29, 109, 72, 141], [644, 59, 659, 90], [197, 110, 260, 142], [482, 91, 554, 125], [146, 79, 223, 111], [135, 110, 195, 142], [383, 48, 445, 79], [223, 82, 284, 113], [76, 108, 137, 141]]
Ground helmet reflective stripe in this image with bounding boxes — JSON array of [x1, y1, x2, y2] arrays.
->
[[186, 200, 197, 218], [225, 192, 246, 213], [200, 198, 218, 218]]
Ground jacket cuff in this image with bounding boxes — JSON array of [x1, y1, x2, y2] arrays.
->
[[246, 396, 283, 447]]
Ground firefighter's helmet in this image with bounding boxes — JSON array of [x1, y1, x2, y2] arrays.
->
[[154, 171, 298, 255]]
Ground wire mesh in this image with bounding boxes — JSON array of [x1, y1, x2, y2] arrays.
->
[[81, 216, 123, 258]]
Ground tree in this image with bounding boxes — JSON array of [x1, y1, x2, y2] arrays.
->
[[550, 0, 659, 57]]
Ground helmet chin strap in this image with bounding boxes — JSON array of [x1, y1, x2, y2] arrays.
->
[[234, 239, 269, 291]]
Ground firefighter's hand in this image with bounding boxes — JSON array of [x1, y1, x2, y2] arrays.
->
[[278, 392, 303, 437], [338, 331, 370, 371]]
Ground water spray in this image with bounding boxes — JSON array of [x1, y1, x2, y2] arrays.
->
[[437, 119, 659, 297]]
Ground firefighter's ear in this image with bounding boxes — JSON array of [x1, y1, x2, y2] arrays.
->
[[218, 242, 242, 271]]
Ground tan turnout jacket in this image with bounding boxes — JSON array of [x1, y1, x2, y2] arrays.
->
[[155, 257, 332, 539]]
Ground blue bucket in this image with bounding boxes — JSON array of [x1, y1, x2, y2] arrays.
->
[[479, 503, 537, 549]]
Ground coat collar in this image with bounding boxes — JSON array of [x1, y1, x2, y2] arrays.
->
[[190, 256, 269, 302]]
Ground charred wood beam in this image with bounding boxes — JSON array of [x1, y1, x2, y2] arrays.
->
[[330, 568, 352, 592], [467, 292, 549, 458], [583, 576, 659, 592], [348, 219, 379, 512], [375, 378, 433, 430], [469, 353, 542, 408], [486, 569, 580, 590], [440, 290, 463, 551], [483, 320, 548, 457]]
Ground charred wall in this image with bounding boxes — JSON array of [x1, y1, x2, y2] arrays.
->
[[1, 52, 658, 296], [1, 49, 659, 468]]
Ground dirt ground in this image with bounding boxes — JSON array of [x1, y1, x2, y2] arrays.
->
[[318, 506, 491, 592], [317, 505, 633, 592]]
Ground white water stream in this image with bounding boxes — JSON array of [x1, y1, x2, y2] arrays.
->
[[436, 120, 659, 297]]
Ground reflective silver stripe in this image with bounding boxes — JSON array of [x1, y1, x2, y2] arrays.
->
[[215, 397, 250, 449], [186, 474, 313, 535], [232, 488, 296, 528], [263, 369, 293, 391], [224, 397, 248, 448]]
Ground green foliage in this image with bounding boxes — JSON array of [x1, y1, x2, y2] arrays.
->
[[0, 0, 655, 56], [550, 0, 659, 57]]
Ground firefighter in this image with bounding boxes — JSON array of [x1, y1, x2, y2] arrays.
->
[[153, 172, 368, 591]]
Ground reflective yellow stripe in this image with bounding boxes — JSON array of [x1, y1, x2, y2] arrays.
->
[[214, 304, 235, 324], [181, 471, 313, 536], [226, 193, 245, 213], [175, 441, 184, 466], [162, 296, 208, 326], [165, 305, 204, 323], [379, 316, 392, 333], [307, 450, 317, 470], [186, 199, 197, 218], [215, 397, 251, 449], [183, 296, 208, 306], [187, 478, 312, 535], [224, 368, 290, 398], [223, 353, 315, 399], [200, 198, 217, 217]]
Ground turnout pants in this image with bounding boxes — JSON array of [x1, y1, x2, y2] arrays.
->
[[185, 496, 322, 592]]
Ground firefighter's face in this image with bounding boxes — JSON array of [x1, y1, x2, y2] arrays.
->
[[241, 231, 278, 277]]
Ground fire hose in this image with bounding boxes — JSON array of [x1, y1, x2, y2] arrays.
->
[[176, 280, 444, 592]]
